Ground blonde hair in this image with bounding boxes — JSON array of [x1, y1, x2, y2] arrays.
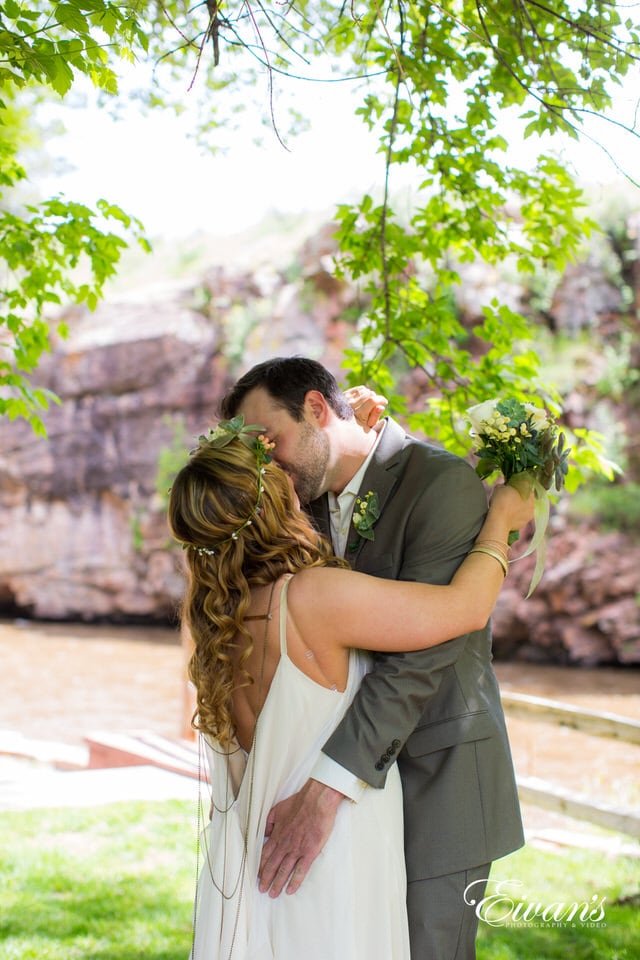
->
[[167, 436, 347, 745]]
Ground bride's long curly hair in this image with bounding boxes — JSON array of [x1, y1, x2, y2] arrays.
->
[[167, 435, 348, 745]]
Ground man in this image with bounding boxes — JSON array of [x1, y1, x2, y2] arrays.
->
[[220, 357, 523, 960]]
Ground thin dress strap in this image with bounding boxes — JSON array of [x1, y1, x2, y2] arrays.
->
[[279, 575, 293, 656]]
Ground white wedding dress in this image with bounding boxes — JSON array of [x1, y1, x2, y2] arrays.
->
[[191, 576, 410, 960]]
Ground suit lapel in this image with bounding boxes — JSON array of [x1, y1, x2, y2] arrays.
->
[[307, 495, 331, 541], [308, 419, 409, 561], [345, 419, 407, 561]]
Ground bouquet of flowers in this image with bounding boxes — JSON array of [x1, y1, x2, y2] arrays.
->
[[466, 398, 570, 596]]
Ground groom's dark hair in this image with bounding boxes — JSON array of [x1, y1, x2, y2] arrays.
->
[[220, 356, 353, 422]]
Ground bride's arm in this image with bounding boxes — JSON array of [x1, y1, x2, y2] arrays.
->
[[294, 484, 534, 654]]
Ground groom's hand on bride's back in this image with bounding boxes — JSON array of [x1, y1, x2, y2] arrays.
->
[[258, 779, 346, 897]]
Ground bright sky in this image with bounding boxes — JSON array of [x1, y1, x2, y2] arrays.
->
[[37, 59, 640, 242], [38, 75, 384, 239]]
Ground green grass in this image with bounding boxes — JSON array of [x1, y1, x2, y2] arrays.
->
[[0, 801, 195, 959], [0, 800, 637, 959], [478, 842, 639, 959]]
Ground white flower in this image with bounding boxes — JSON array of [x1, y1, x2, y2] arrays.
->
[[467, 399, 498, 427], [523, 403, 551, 431], [467, 399, 499, 444]]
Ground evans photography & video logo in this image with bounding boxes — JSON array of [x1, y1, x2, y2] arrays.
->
[[464, 878, 607, 928]]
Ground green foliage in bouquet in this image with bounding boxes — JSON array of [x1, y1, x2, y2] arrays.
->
[[467, 397, 575, 595], [468, 398, 570, 494]]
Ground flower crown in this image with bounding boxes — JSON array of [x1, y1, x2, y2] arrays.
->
[[183, 415, 275, 557]]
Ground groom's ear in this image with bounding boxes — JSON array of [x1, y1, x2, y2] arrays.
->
[[303, 390, 331, 427]]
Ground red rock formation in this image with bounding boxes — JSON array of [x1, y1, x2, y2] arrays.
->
[[493, 522, 640, 665], [0, 223, 638, 668]]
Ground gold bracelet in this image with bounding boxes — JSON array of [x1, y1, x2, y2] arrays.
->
[[473, 539, 510, 564], [468, 546, 508, 578], [474, 538, 512, 560]]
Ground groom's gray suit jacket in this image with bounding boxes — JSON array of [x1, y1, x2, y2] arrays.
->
[[308, 418, 524, 882]]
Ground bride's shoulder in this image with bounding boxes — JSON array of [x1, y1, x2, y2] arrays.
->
[[292, 564, 355, 586], [288, 564, 362, 613], [290, 564, 341, 589]]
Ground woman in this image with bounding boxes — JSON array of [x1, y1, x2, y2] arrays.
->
[[168, 418, 534, 960]]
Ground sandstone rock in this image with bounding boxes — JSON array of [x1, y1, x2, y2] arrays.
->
[[549, 256, 623, 334], [1, 224, 638, 671], [0, 234, 351, 621], [493, 521, 640, 666], [1, 282, 227, 620]]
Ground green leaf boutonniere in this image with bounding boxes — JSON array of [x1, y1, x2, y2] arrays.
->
[[351, 490, 380, 545]]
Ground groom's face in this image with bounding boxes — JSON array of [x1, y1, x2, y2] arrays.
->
[[238, 387, 330, 505]]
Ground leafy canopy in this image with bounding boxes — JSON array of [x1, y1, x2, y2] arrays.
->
[[150, 1, 635, 482], [0, 0, 149, 433], [1, 1, 638, 481]]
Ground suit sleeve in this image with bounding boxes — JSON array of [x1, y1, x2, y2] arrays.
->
[[322, 457, 489, 789]]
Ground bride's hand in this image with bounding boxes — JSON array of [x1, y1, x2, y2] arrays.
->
[[489, 483, 536, 532], [344, 385, 388, 431]]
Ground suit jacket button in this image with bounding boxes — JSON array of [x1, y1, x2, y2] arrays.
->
[[375, 761, 384, 771], [392, 739, 401, 750]]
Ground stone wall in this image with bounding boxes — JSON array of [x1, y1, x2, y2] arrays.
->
[[1, 284, 228, 620], [1, 223, 638, 665], [0, 231, 354, 622], [493, 520, 640, 665]]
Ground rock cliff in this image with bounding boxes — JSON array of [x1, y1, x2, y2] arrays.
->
[[493, 520, 640, 665], [1, 229, 354, 622], [1, 283, 227, 620], [1, 224, 638, 665]]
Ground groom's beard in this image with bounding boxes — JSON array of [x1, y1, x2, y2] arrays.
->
[[289, 425, 330, 506]]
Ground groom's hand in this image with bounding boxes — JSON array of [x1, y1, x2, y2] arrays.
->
[[258, 779, 345, 897]]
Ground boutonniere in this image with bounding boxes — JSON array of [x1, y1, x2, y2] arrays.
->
[[350, 490, 380, 549]]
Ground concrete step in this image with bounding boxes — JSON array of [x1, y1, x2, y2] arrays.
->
[[0, 729, 88, 769], [84, 730, 203, 779], [0, 757, 197, 810]]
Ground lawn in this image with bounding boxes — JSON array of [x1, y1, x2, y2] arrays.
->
[[477, 841, 639, 959], [0, 800, 637, 959], [0, 801, 194, 959]]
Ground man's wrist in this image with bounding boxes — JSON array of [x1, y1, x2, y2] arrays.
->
[[308, 778, 347, 811], [310, 752, 367, 802]]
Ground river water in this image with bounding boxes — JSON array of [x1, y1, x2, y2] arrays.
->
[[1, 619, 638, 829]]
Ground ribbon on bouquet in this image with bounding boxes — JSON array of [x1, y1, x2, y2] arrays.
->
[[507, 472, 550, 598]]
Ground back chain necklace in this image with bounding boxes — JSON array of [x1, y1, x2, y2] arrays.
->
[[190, 579, 278, 960]]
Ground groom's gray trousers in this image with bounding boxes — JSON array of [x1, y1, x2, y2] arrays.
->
[[407, 864, 490, 960]]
